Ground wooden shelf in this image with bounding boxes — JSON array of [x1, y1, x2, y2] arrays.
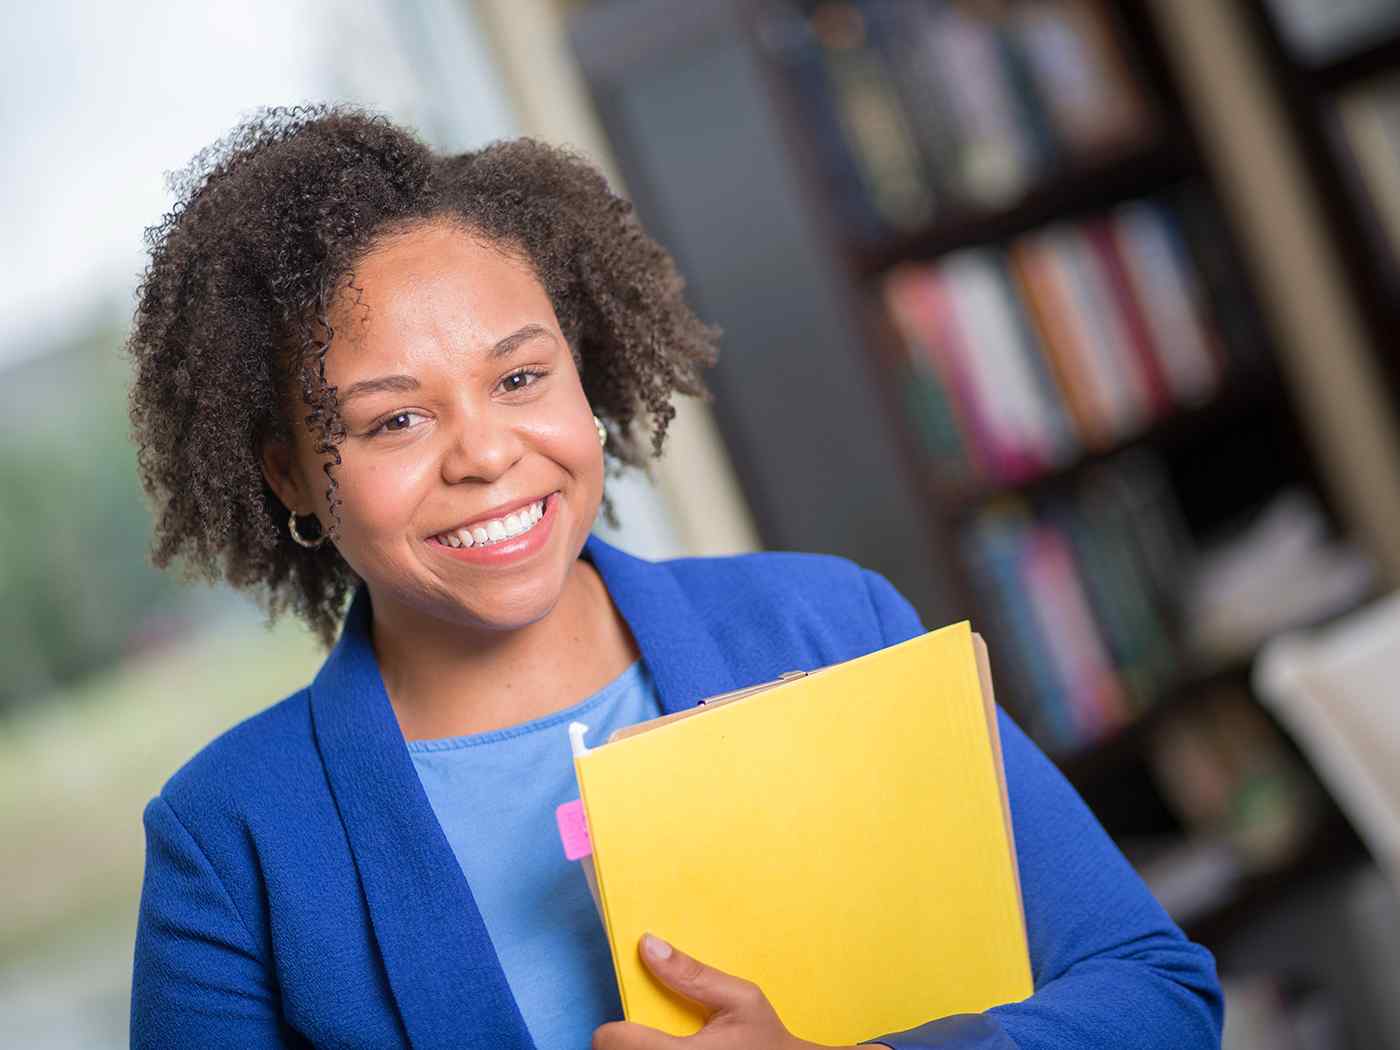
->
[[1054, 660, 1253, 791], [1312, 28, 1400, 92], [848, 139, 1195, 278], [929, 365, 1286, 522], [1183, 809, 1369, 946], [570, 0, 1374, 968], [1244, 0, 1400, 406], [1050, 583, 1385, 794]]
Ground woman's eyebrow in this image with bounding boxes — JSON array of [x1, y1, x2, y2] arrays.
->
[[490, 322, 553, 358], [337, 324, 553, 404], [339, 374, 419, 404]]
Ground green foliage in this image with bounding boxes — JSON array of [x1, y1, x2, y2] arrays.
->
[[0, 315, 188, 709]]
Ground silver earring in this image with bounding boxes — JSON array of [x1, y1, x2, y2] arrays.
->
[[288, 511, 327, 549], [594, 414, 607, 448]]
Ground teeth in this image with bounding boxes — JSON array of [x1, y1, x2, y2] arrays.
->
[[437, 497, 548, 549]]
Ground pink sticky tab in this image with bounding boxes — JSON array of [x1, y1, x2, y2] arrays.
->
[[556, 799, 592, 861]]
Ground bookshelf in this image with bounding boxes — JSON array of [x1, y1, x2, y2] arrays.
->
[[568, 0, 1372, 949], [1242, 0, 1400, 405]]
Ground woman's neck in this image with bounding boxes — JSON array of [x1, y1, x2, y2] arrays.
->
[[368, 558, 641, 742]]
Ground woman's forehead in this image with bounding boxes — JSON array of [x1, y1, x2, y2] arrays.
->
[[327, 224, 556, 362]]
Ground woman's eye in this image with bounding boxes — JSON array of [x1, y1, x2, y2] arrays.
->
[[371, 411, 426, 436], [501, 368, 546, 394]]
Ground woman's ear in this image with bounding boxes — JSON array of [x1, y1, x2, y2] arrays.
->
[[260, 438, 309, 515]]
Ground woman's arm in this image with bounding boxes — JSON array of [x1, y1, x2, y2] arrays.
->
[[856, 569, 1224, 1050], [130, 796, 306, 1049]]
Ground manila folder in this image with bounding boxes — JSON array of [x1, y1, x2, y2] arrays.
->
[[572, 621, 1033, 1044]]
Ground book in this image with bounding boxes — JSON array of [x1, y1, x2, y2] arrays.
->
[[1022, 523, 1131, 738], [942, 248, 1062, 479], [962, 504, 1082, 751], [860, 0, 965, 209], [1011, 0, 1153, 154], [1071, 467, 1182, 707], [1044, 495, 1158, 712], [1110, 200, 1222, 406], [1053, 225, 1155, 439], [1009, 234, 1111, 448], [930, 4, 1036, 207], [990, 249, 1083, 470], [758, 8, 887, 242], [810, 1, 935, 232], [1082, 217, 1173, 420], [884, 263, 1000, 479], [567, 622, 1032, 1043]]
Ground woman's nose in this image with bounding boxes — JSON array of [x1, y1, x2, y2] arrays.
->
[[439, 409, 524, 485]]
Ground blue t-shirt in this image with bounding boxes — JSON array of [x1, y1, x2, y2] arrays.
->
[[408, 659, 663, 1050]]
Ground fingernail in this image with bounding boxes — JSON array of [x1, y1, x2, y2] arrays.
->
[[642, 932, 672, 961]]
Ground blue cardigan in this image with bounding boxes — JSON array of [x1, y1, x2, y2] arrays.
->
[[130, 533, 1222, 1049]]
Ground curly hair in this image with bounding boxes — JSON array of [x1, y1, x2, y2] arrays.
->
[[126, 103, 720, 647]]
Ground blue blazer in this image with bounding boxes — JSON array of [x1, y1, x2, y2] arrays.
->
[[130, 534, 1222, 1049]]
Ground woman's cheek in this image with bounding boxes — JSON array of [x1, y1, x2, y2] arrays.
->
[[324, 454, 427, 563], [355, 456, 433, 534]]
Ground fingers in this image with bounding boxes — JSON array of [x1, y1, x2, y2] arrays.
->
[[637, 932, 766, 1016]]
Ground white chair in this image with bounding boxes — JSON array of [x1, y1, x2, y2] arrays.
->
[[1254, 592, 1400, 896]]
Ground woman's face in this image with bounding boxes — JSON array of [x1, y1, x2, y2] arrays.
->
[[263, 220, 604, 634]]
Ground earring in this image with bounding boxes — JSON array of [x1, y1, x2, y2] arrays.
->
[[288, 510, 327, 549], [594, 413, 607, 448]]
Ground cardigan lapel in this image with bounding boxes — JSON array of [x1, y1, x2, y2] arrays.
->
[[307, 533, 745, 1048], [581, 532, 744, 715], [309, 582, 534, 1050]]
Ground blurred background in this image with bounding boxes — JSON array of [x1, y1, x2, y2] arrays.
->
[[6, 0, 1400, 1046]]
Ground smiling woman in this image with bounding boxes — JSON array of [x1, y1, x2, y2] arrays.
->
[[254, 221, 637, 741], [125, 105, 1224, 1050], [127, 105, 717, 651]]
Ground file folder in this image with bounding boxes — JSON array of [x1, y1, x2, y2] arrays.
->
[[570, 621, 1032, 1044]]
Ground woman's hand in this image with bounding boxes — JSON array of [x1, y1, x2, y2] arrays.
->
[[590, 932, 864, 1050]]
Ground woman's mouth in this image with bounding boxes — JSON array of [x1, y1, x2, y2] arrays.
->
[[426, 491, 558, 563]]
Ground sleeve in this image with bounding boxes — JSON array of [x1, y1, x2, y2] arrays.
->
[[130, 795, 304, 1049], [855, 569, 1225, 1050]]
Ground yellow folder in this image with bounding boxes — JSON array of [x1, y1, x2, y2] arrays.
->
[[572, 621, 1033, 1044]]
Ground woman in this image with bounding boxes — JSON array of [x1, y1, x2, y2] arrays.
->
[[127, 105, 1222, 1050]]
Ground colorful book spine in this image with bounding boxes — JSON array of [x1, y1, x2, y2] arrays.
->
[[1045, 492, 1175, 714], [961, 507, 1081, 751], [883, 264, 994, 478], [811, 1, 935, 233], [883, 193, 1237, 487], [1008, 236, 1111, 449], [1052, 225, 1156, 439], [959, 450, 1191, 756], [992, 250, 1081, 468], [941, 248, 1061, 479], [859, 0, 964, 208], [758, 8, 886, 242], [1111, 199, 1222, 406], [926, 2, 1037, 207], [1022, 523, 1131, 738], [772, 0, 1161, 241], [1010, 0, 1155, 154], [1083, 218, 1173, 421]]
